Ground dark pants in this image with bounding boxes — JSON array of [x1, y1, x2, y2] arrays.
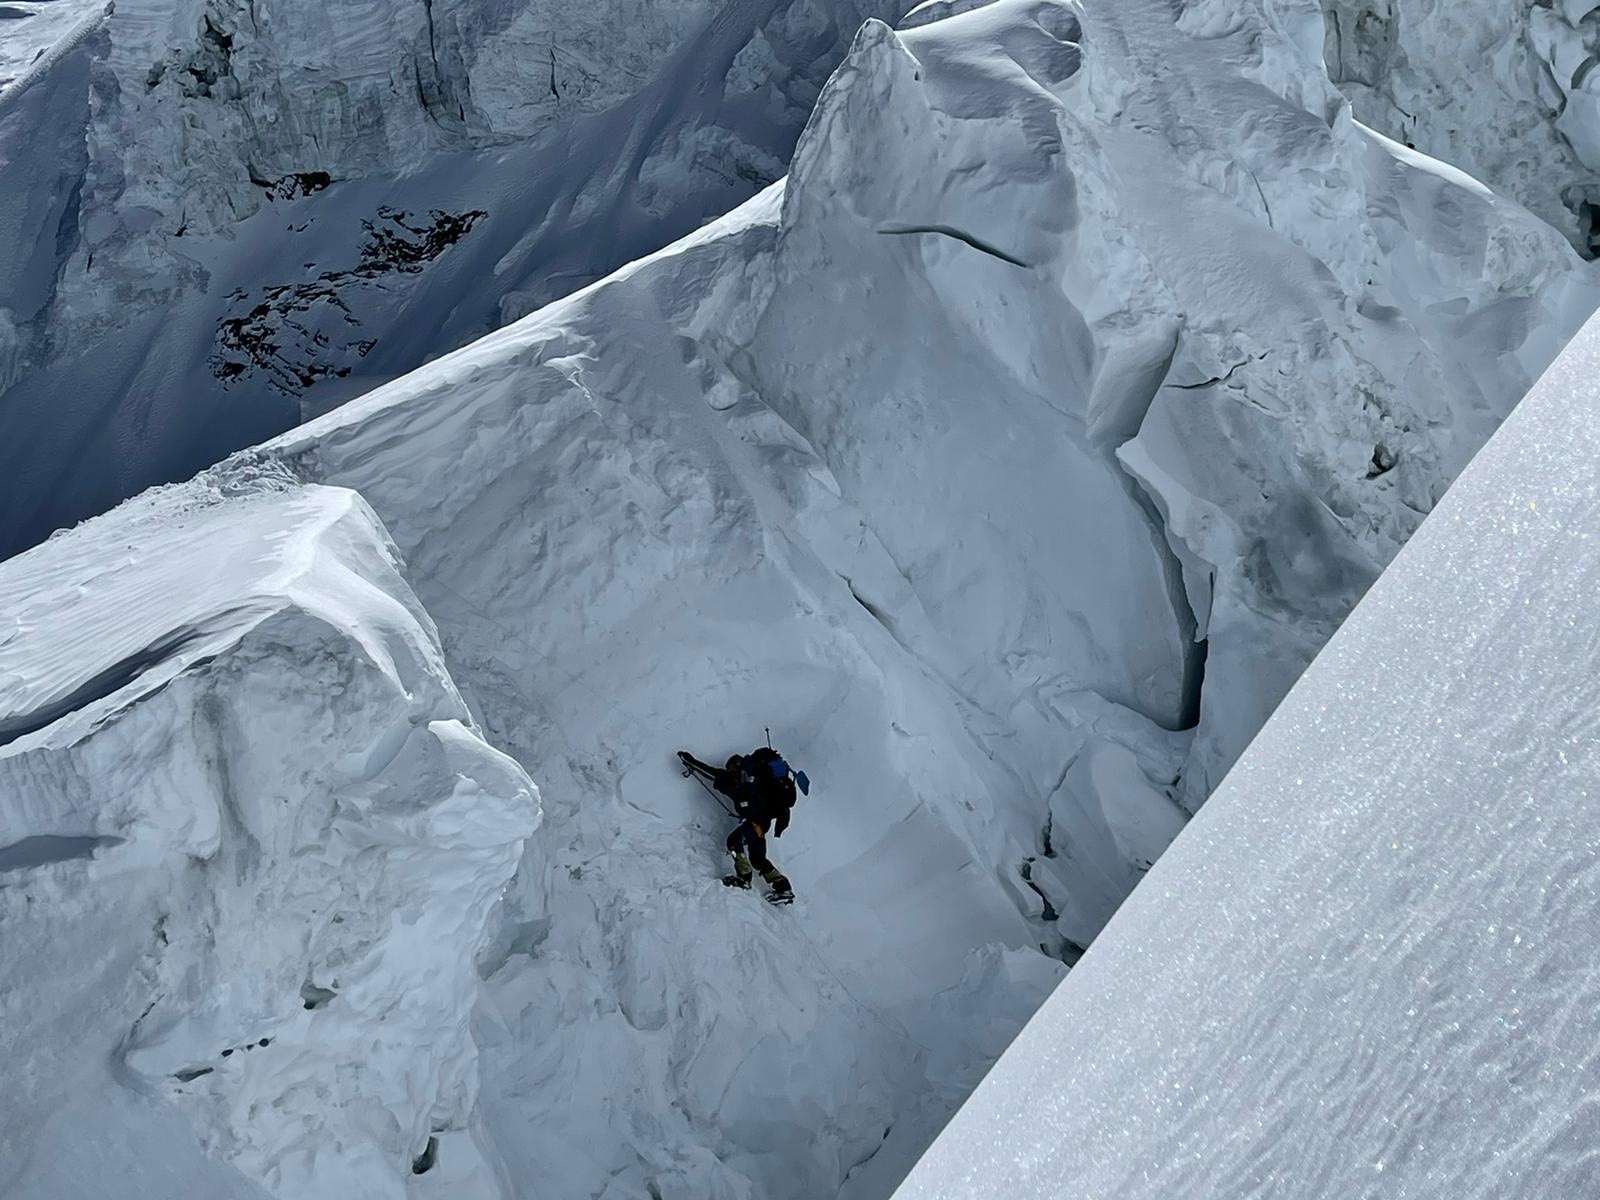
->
[[727, 821, 788, 891]]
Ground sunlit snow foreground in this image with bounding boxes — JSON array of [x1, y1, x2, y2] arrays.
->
[[894, 310, 1600, 1197]]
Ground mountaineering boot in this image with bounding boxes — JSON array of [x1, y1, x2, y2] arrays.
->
[[763, 868, 794, 905], [725, 848, 754, 890]]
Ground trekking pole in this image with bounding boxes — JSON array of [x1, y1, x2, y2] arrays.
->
[[765, 725, 772, 748], [681, 754, 737, 817], [693, 774, 737, 818]]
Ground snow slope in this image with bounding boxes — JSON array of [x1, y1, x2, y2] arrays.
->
[[0, 0, 105, 92], [1322, 0, 1600, 256], [273, 187, 1082, 1200], [6, 1, 1600, 1197], [257, 0, 1593, 1193], [0, 0, 904, 559], [890, 295, 1600, 1200], [0, 466, 538, 1199]]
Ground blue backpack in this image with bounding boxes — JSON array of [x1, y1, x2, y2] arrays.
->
[[749, 746, 810, 797]]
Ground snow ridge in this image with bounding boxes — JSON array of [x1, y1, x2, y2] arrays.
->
[[4, 1, 1600, 1198], [0, 0, 906, 561], [251, 2, 1595, 1193]]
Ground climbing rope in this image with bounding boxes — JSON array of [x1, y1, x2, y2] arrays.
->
[[788, 915, 919, 1047]]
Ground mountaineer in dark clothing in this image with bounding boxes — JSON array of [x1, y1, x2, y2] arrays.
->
[[678, 746, 809, 905]]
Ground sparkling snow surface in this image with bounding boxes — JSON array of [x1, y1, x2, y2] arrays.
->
[[894, 311, 1600, 1196]]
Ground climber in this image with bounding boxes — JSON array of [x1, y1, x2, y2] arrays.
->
[[678, 746, 809, 905]]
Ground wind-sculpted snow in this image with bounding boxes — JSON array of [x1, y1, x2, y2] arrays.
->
[[0, 0, 906, 559], [892, 309, 1600, 1200], [1322, 0, 1600, 257], [0, 467, 538, 1199], [8, 1, 1600, 1197], [239, 2, 1598, 1195], [779, 0, 1596, 813], [269, 192, 1078, 1198]]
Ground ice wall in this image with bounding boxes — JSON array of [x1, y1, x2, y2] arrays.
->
[[892, 305, 1600, 1200], [7, 1, 1600, 1197], [257, 2, 1597, 1193], [0, 466, 538, 1200], [1322, 0, 1600, 256]]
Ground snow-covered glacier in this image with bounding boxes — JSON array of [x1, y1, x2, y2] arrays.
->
[[0, 0, 904, 559], [0, 469, 538, 1198], [891, 297, 1600, 1200], [271, 0, 1593, 1192], [6, 0, 1600, 1197], [1322, 0, 1600, 257]]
